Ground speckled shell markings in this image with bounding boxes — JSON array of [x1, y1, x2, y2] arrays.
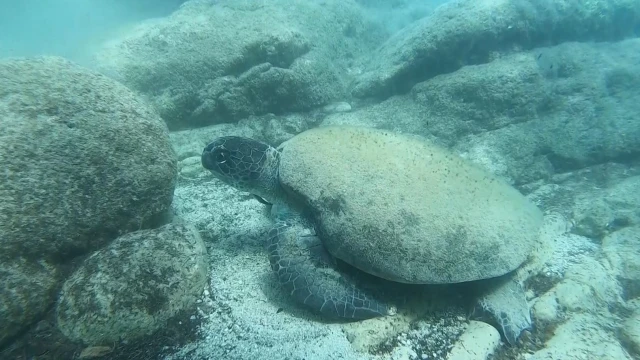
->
[[277, 126, 543, 284]]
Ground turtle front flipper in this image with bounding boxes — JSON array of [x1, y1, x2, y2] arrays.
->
[[267, 218, 392, 320]]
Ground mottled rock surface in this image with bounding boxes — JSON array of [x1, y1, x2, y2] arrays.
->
[[572, 176, 640, 239], [0, 56, 177, 260], [352, 0, 640, 99], [326, 39, 640, 185], [0, 257, 59, 346], [55, 223, 208, 345], [0, 55, 176, 346], [94, 0, 384, 129]]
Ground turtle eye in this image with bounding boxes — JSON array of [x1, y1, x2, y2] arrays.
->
[[215, 149, 230, 164]]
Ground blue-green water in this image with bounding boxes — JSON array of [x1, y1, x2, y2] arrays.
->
[[0, 0, 185, 62]]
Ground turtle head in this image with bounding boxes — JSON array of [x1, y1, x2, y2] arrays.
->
[[202, 136, 282, 203]]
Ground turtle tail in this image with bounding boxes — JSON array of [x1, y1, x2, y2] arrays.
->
[[267, 219, 392, 320]]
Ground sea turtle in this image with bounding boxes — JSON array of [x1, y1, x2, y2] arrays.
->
[[201, 125, 543, 344]]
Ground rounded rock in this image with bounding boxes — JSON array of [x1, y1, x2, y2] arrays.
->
[[0, 56, 177, 260], [55, 223, 209, 345]]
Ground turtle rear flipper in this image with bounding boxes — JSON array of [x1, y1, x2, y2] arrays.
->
[[475, 275, 532, 345], [267, 219, 392, 320]]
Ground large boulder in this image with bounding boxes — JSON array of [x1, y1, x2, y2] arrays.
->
[[352, 0, 640, 99], [572, 176, 640, 239], [55, 223, 209, 345], [0, 56, 177, 345], [0, 256, 60, 346], [603, 227, 640, 296], [622, 300, 640, 356], [0, 56, 177, 260], [451, 39, 640, 183], [324, 39, 640, 185], [94, 0, 384, 130]]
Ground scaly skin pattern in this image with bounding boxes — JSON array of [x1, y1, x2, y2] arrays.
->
[[202, 136, 391, 319], [201, 135, 281, 201], [267, 211, 390, 320]]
